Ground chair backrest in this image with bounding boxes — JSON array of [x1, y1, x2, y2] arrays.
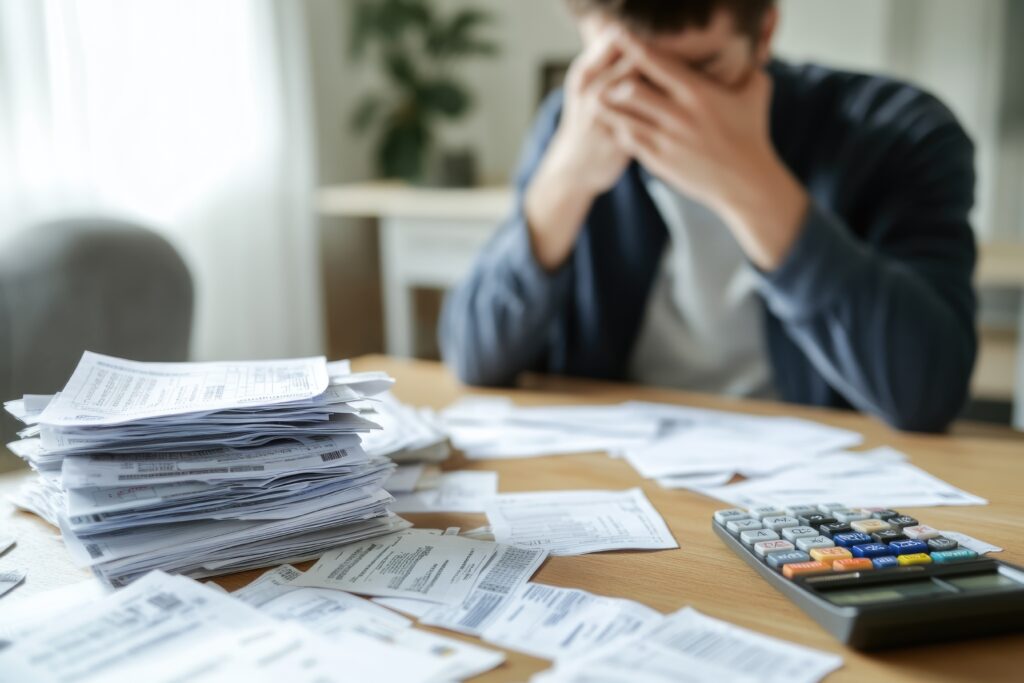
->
[[0, 218, 194, 465]]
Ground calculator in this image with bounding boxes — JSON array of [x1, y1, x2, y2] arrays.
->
[[712, 503, 1024, 649]]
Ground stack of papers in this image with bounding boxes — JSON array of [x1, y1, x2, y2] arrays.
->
[[3, 352, 413, 586], [534, 607, 843, 683], [387, 468, 498, 513], [0, 570, 494, 682]]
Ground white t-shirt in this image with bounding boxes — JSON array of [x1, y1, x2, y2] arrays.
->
[[627, 174, 773, 398]]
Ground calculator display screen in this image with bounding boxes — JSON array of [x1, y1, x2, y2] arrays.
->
[[824, 580, 948, 606], [945, 573, 1020, 592]]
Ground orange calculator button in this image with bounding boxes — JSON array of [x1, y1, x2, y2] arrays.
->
[[783, 561, 832, 579], [832, 558, 873, 572], [809, 547, 853, 565]]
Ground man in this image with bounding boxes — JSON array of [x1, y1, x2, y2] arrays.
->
[[439, 0, 977, 432]]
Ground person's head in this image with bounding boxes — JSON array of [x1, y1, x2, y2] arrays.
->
[[565, 0, 778, 87]]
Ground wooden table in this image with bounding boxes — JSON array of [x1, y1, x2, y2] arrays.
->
[[2, 356, 1023, 682]]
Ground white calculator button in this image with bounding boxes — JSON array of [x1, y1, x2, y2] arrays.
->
[[754, 539, 795, 558], [713, 509, 750, 524], [726, 519, 763, 536], [782, 526, 819, 542], [740, 529, 780, 546], [796, 535, 835, 551], [833, 509, 870, 523], [816, 502, 845, 514], [748, 506, 786, 519], [762, 516, 801, 531], [903, 524, 941, 540]]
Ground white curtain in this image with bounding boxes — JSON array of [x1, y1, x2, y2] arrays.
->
[[0, 0, 325, 361]]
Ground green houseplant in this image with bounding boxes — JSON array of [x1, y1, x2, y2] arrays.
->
[[350, 0, 498, 183]]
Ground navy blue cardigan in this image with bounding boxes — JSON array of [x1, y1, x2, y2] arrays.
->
[[439, 60, 977, 432]]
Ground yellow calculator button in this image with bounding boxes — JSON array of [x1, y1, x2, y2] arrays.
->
[[897, 553, 933, 566], [783, 561, 832, 579], [809, 547, 853, 565], [832, 558, 873, 572]]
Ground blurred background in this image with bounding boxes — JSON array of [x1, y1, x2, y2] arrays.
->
[[1, 0, 1022, 466]]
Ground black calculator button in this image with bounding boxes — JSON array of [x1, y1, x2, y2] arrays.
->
[[927, 537, 959, 552], [819, 522, 852, 538], [871, 529, 906, 543], [800, 514, 836, 527], [870, 509, 898, 520], [888, 515, 919, 529]]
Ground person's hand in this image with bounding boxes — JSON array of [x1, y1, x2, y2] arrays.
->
[[547, 27, 634, 196], [597, 34, 809, 271], [524, 27, 636, 271]]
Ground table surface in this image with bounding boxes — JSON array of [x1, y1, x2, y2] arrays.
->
[[2, 355, 1023, 682]]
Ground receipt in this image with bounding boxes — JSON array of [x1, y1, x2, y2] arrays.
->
[[483, 582, 663, 661], [485, 488, 677, 555], [295, 530, 504, 604], [535, 607, 842, 683]]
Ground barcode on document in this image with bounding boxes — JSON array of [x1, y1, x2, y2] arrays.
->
[[458, 593, 505, 630], [319, 451, 346, 462], [475, 547, 536, 594], [85, 543, 104, 559], [147, 592, 184, 611]]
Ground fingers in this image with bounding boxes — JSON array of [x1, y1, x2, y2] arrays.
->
[[614, 32, 705, 112], [602, 77, 688, 134], [597, 105, 662, 158], [569, 27, 623, 92]]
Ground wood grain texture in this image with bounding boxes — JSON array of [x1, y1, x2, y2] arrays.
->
[[1, 355, 1022, 682]]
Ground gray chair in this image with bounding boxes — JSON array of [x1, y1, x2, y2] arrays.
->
[[0, 218, 194, 471]]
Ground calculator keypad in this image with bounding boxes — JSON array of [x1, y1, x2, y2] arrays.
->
[[715, 505, 987, 580]]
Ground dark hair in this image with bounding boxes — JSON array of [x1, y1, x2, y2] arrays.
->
[[564, 0, 775, 39]]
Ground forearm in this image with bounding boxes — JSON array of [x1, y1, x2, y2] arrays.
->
[[758, 203, 976, 432], [524, 135, 601, 271]]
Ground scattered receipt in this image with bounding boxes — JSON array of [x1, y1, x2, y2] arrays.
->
[[391, 470, 498, 513], [486, 488, 677, 555], [534, 607, 842, 683], [295, 529, 546, 605]]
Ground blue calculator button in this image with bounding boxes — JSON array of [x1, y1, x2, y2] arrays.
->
[[888, 539, 929, 555], [833, 532, 873, 548], [872, 556, 899, 570], [851, 543, 893, 558]]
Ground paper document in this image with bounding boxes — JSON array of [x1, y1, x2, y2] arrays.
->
[[482, 582, 663, 661], [38, 352, 330, 426], [391, 470, 498, 513], [694, 448, 987, 509], [486, 488, 677, 555], [534, 607, 843, 683], [0, 579, 110, 648], [384, 463, 427, 493], [0, 533, 14, 555], [655, 471, 734, 490], [295, 529, 543, 605]]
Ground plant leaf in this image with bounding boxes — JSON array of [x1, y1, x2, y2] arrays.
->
[[385, 51, 419, 88], [379, 118, 431, 181], [418, 79, 470, 118]]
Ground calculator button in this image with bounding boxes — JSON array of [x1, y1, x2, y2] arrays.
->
[[871, 529, 906, 544], [799, 514, 836, 528], [754, 539, 795, 558], [783, 561, 832, 579], [766, 550, 811, 570], [762, 516, 801, 531], [726, 519, 763, 536], [897, 553, 933, 566], [888, 515, 919, 529], [809, 547, 853, 565], [902, 525, 940, 540], [748, 505, 786, 520], [888, 539, 930, 555], [714, 509, 750, 524], [833, 558, 873, 572], [931, 549, 979, 564], [851, 543, 893, 558], [872, 556, 899, 570], [782, 526, 819, 542], [740, 529, 780, 546], [818, 522, 852, 538], [784, 505, 820, 518], [870, 509, 899, 520], [833, 532, 873, 548], [796, 535, 835, 551], [850, 519, 891, 534], [926, 537, 959, 553], [833, 509, 870, 523], [816, 502, 845, 514]]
